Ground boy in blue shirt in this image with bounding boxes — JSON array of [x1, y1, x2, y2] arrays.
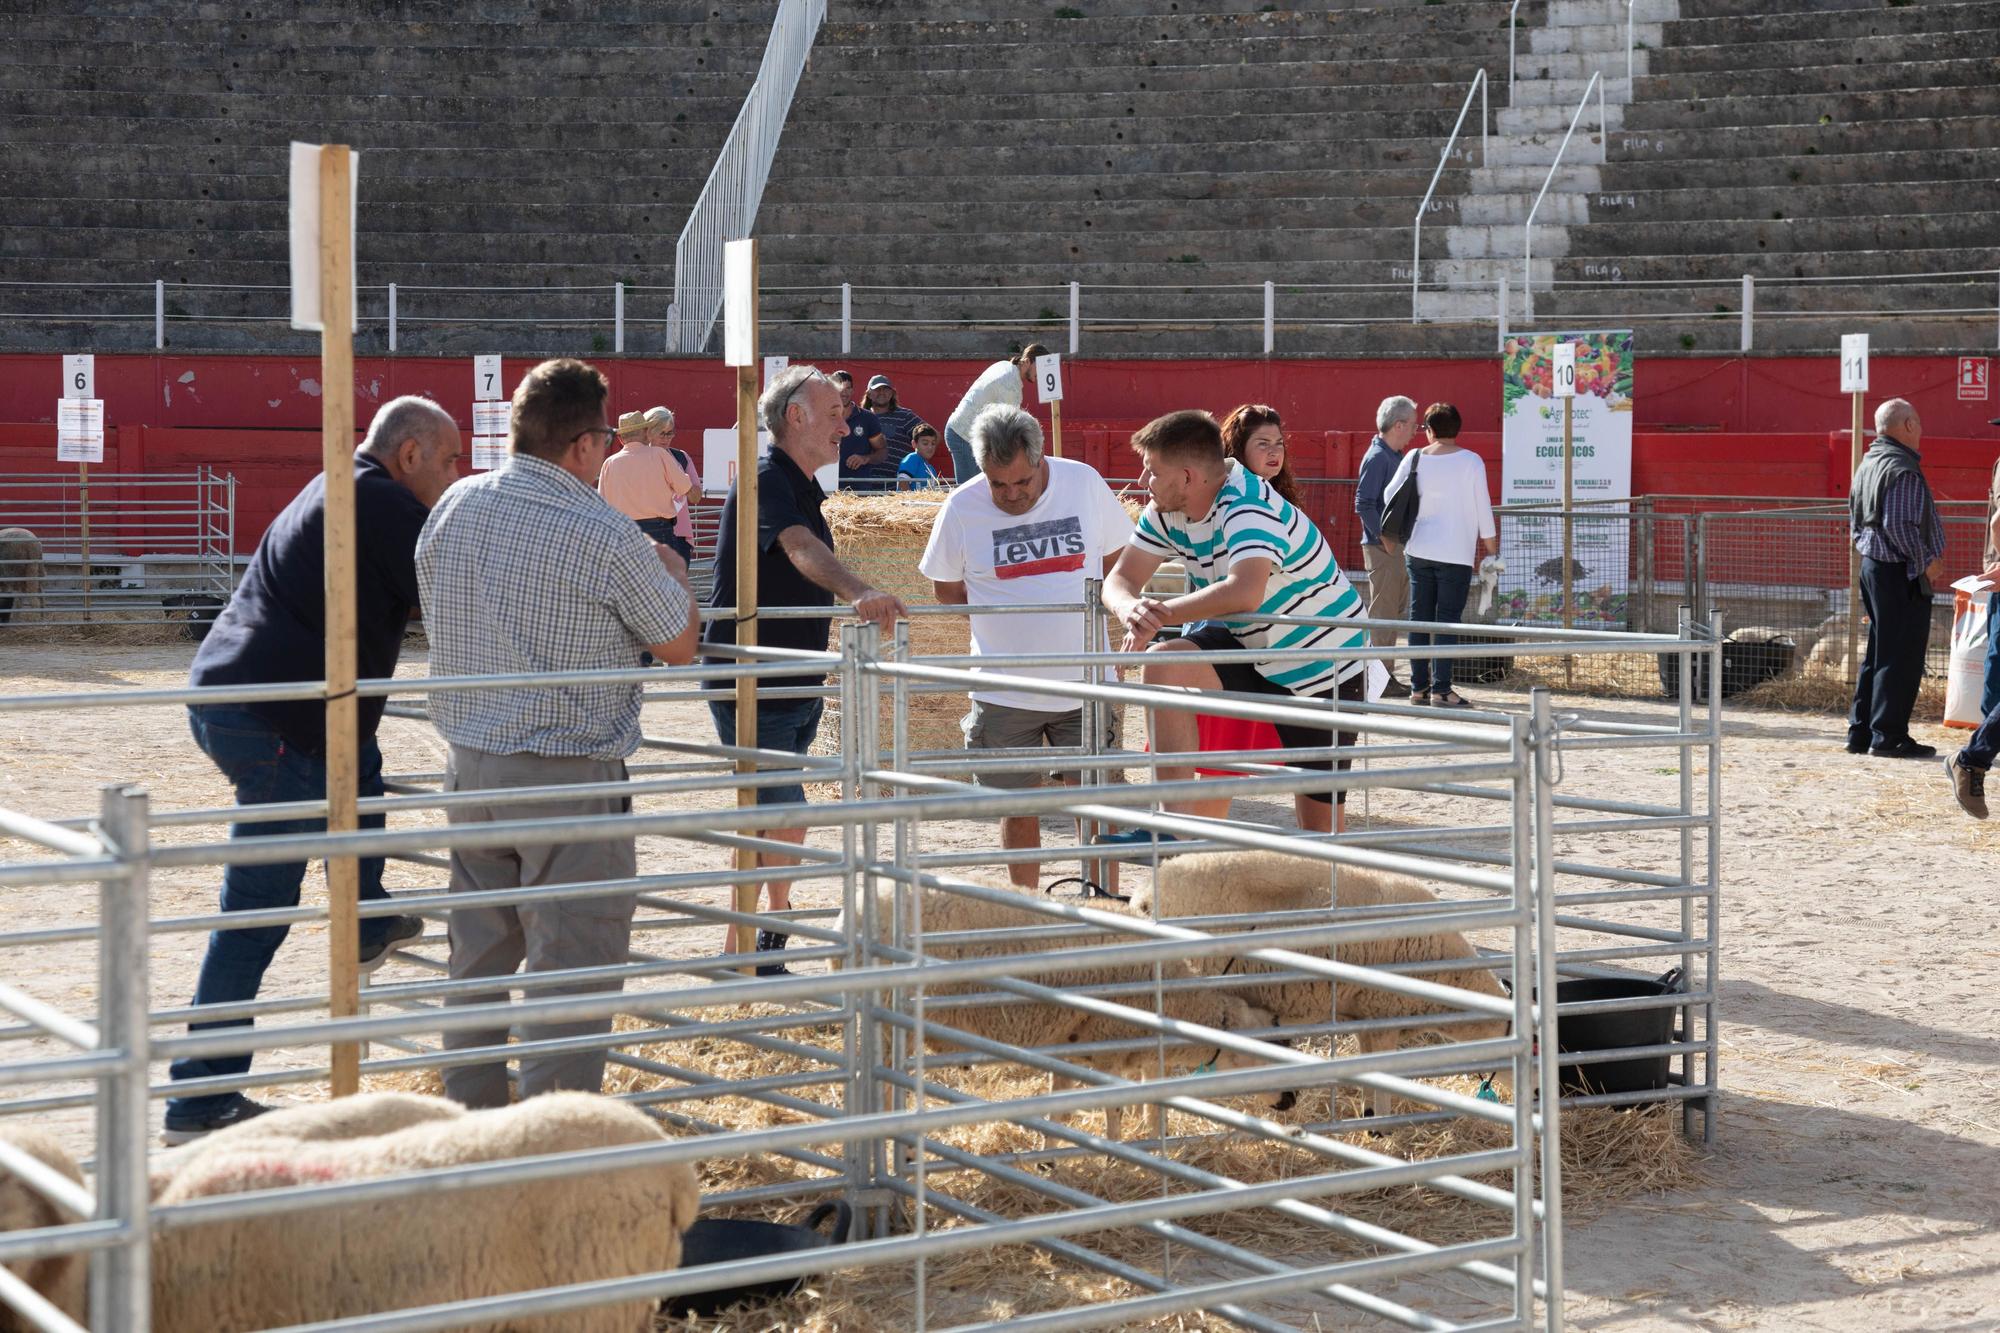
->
[[898, 424, 944, 490]]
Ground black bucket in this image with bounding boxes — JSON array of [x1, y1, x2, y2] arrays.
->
[[663, 1200, 852, 1317], [1554, 968, 1683, 1097]]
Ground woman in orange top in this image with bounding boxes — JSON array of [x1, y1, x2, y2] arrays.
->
[[597, 407, 694, 562]]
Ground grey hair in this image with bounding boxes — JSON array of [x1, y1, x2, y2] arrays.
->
[[969, 403, 1043, 472], [758, 364, 832, 440], [1875, 398, 1916, 435], [1376, 396, 1418, 433], [359, 395, 454, 459]]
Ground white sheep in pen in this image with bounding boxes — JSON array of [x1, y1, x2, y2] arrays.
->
[[840, 882, 1277, 1141], [0, 1091, 700, 1333], [1129, 849, 1514, 1121]]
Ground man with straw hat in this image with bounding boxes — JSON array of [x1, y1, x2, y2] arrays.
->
[[599, 405, 694, 563]]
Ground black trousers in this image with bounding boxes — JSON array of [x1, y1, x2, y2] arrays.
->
[[1848, 556, 1932, 747]]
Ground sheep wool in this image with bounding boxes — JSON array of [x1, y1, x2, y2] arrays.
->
[[149, 1091, 700, 1333], [0, 1125, 86, 1332]]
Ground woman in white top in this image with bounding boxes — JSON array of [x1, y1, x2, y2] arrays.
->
[[1382, 402, 1498, 707], [944, 341, 1048, 483]]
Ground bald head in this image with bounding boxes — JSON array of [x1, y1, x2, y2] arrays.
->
[[359, 395, 462, 508], [1875, 398, 1921, 449]]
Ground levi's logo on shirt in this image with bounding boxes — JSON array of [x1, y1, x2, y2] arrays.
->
[[992, 516, 1086, 580]]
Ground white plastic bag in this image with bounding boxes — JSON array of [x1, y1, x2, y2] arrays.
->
[[1943, 586, 1990, 729]]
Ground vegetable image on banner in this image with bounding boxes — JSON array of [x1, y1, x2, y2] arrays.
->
[[1498, 330, 1635, 629]]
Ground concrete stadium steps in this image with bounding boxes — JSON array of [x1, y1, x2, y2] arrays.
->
[[0, 88, 752, 127], [0, 48, 761, 96], [1638, 24, 2000, 73], [0, 113, 738, 154], [0, 15, 781, 52], [0, 170, 711, 210], [790, 53, 1507, 98]]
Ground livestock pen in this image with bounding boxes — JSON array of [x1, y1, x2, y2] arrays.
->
[[0, 603, 1723, 1331]]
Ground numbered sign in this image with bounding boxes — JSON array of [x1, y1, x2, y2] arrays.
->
[[762, 355, 789, 387], [57, 399, 104, 464], [470, 400, 509, 471], [473, 354, 503, 402], [1034, 352, 1064, 403], [1840, 333, 1869, 395], [1551, 342, 1577, 399], [63, 354, 94, 401]]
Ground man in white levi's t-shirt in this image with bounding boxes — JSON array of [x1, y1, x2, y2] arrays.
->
[[919, 404, 1133, 888]]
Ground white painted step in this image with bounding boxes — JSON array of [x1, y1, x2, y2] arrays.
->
[[1470, 164, 1603, 191], [1457, 192, 1589, 225], [1496, 101, 1623, 135], [1528, 21, 1665, 53], [1511, 49, 1653, 82], [1444, 223, 1573, 260], [1543, 0, 1679, 28], [1510, 75, 1634, 107]]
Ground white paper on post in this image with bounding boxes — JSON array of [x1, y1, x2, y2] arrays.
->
[[473, 354, 503, 401], [722, 239, 756, 368], [762, 355, 788, 387], [1552, 342, 1577, 399], [57, 399, 104, 464], [287, 142, 360, 332], [63, 355, 93, 401], [1034, 352, 1064, 403], [470, 400, 510, 471], [1840, 333, 1869, 394]]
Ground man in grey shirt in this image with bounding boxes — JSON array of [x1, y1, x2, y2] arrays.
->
[[1355, 395, 1418, 697], [416, 357, 697, 1107]]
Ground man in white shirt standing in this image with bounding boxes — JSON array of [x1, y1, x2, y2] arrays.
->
[[919, 403, 1133, 888]]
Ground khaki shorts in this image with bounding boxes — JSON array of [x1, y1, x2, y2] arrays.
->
[[964, 698, 1121, 790]]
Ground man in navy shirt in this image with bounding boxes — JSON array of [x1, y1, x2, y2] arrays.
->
[[830, 369, 889, 490], [1355, 395, 1418, 697], [165, 395, 462, 1142], [705, 365, 905, 972]]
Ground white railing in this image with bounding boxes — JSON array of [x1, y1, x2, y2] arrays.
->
[[1522, 71, 1605, 324], [666, 0, 826, 355], [1411, 70, 1490, 323]]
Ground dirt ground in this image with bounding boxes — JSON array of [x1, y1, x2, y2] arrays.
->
[[1, 642, 1996, 1331]]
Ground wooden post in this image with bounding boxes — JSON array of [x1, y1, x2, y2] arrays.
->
[[1049, 398, 1064, 459], [77, 462, 90, 620], [1562, 395, 1575, 688], [318, 145, 362, 1096], [732, 245, 762, 972], [1846, 390, 1864, 683]]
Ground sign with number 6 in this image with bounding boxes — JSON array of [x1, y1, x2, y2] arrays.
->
[[1034, 352, 1063, 404], [63, 354, 93, 401]]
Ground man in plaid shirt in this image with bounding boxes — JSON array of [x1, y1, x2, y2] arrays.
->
[[1847, 397, 1945, 761], [416, 357, 697, 1107]]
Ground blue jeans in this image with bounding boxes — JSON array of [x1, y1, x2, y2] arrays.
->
[[944, 427, 976, 487], [634, 516, 693, 565], [1407, 556, 1474, 694], [167, 706, 391, 1116], [708, 697, 825, 808], [1982, 591, 2000, 719], [1961, 699, 2000, 771]]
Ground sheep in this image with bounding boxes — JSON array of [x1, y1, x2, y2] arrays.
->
[[0, 528, 44, 626], [0, 1126, 86, 1332], [1129, 850, 1513, 1121], [3, 1092, 701, 1333], [840, 882, 1277, 1142]]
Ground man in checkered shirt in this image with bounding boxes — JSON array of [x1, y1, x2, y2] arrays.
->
[[416, 357, 698, 1107]]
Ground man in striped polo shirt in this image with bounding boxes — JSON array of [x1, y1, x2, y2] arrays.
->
[[1100, 409, 1370, 837]]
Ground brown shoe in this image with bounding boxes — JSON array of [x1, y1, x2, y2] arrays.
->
[[1944, 754, 1988, 819]]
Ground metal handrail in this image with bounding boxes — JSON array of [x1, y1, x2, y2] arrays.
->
[[1410, 70, 1489, 323], [1509, 0, 1523, 97], [666, 0, 826, 354], [1522, 71, 1604, 325]]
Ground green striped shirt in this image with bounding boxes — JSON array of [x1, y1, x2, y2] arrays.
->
[[1131, 461, 1366, 693]]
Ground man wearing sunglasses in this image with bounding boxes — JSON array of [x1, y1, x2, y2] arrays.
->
[[416, 357, 698, 1107]]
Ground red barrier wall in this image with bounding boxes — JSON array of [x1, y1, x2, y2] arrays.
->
[[4, 353, 1994, 552]]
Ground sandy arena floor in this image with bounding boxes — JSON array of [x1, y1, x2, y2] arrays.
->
[[1, 642, 1996, 1331]]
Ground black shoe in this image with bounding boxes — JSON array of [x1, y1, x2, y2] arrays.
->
[[1380, 676, 1413, 700], [1944, 754, 1989, 819], [1844, 734, 1869, 755], [755, 928, 792, 977], [1869, 738, 1937, 760], [162, 1093, 271, 1146], [358, 914, 425, 976]]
